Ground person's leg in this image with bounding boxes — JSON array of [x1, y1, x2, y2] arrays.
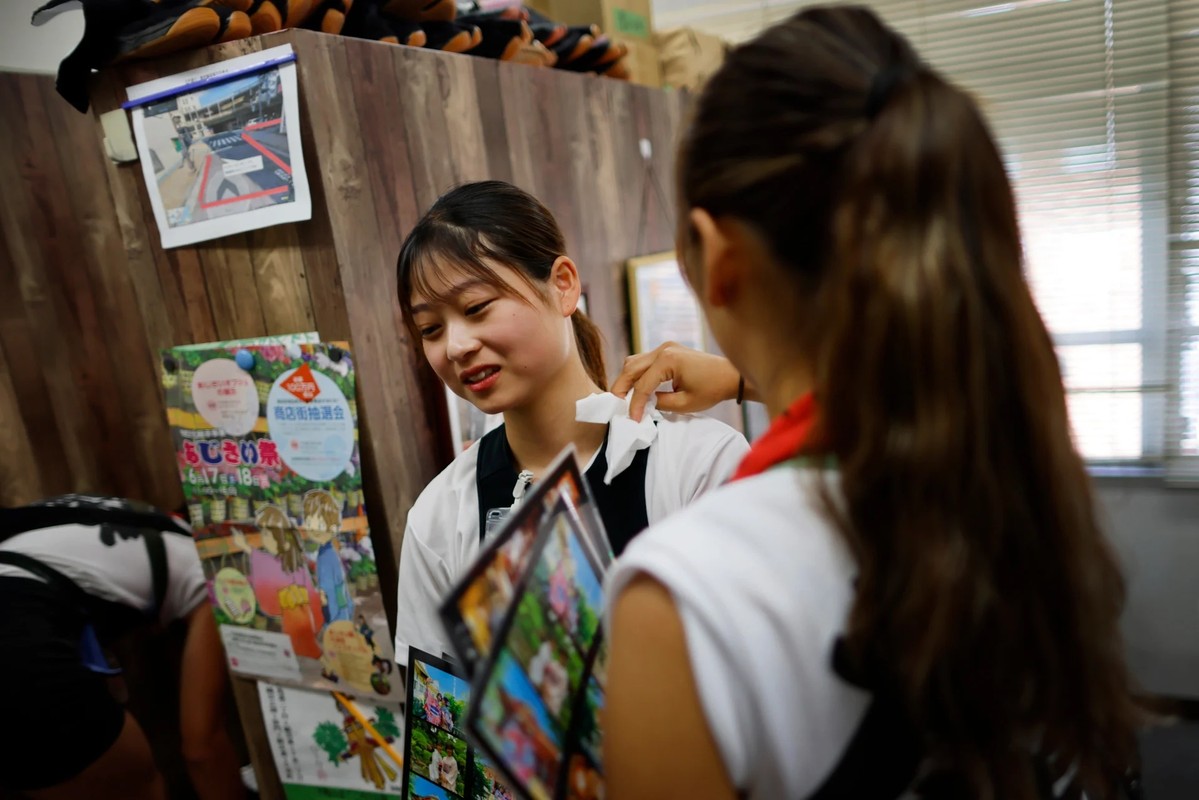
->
[[24, 712, 166, 800]]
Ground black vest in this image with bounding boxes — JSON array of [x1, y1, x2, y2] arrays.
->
[[474, 425, 651, 557]]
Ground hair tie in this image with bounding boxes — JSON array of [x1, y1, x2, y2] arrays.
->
[[865, 65, 911, 119]]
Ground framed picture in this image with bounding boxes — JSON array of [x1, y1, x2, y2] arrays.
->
[[625, 252, 706, 354]]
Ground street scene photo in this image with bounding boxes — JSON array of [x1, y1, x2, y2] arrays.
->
[[143, 68, 294, 228]]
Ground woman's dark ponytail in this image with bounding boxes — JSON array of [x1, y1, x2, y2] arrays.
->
[[570, 310, 607, 390]]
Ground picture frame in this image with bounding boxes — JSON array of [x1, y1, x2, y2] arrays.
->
[[625, 251, 706, 355]]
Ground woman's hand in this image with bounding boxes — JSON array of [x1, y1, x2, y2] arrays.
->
[[611, 342, 744, 421]]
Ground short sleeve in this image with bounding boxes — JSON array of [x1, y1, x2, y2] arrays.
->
[[160, 532, 208, 623], [394, 521, 455, 666]]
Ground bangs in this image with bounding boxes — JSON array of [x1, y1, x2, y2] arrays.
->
[[397, 221, 539, 336]]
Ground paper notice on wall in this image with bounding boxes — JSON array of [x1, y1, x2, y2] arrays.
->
[[126, 44, 312, 248], [257, 682, 405, 799], [221, 626, 302, 683]]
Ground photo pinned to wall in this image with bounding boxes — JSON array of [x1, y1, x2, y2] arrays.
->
[[438, 449, 611, 676], [464, 498, 610, 800], [162, 334, 394, 695], [402, 648, 519, 800], [126, 44, 311, 248], [257, 682, 405, 799]]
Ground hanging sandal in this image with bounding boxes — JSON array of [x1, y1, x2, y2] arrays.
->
[[32, 0, 252, 112], [300, 0, 353, 33], [420, 19, 480, 53], [382, 0, 454, 23], [341, 0, 424, 45], [461, 17, 531, 61]]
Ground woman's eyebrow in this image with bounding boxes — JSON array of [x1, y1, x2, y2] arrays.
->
[[410, 278, 492, 314]]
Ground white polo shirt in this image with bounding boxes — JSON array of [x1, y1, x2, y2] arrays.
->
[[394, 412, 749, 665], [605, 465, 871, 799]]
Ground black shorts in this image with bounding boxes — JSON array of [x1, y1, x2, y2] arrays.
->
[[0, 577, 126, 791]]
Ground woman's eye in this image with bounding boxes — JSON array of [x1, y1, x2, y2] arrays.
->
[[418, 324, 441, 339], [465, 300, 493, 316]]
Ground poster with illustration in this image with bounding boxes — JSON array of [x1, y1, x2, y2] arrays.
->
[[163, 334, 394, 694], [465, 499, 607, 800], [402, 648, 519, 800], [438, 449, 610, 678], [258, 682, 405, 799]]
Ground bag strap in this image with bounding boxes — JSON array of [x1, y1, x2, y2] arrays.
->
[[142, 527, 168, 616], [0, 551, 92, 611]]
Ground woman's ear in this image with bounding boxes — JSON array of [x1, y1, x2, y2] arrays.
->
[[549, 256, 583, 317], [689, 208, 741, 308]]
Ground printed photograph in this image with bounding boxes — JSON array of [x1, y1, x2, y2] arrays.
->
[[409, 773, 456, 800], [475, 650, 563, 800], [450, 514, 540, 666], [413, 658, 470, 738], [143, 67, 293, 228], [573, 677, 604, 769], [409, 720, 468, 798], [565, 752, 604, 800], [532, 510, 604, 654], [507, 590, 586, 733], [471, 753, 518, 800], [589, 634, 608, 689]]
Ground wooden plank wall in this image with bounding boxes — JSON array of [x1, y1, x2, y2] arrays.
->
[[2, 29, 687, 799]]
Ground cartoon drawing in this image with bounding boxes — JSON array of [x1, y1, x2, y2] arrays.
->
[[249, 505, 324, 658], [312, 700, 401, 791], [305, 489, 353, 624]]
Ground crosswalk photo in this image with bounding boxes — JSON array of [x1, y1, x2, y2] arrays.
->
[[143, 68, 295, 228]]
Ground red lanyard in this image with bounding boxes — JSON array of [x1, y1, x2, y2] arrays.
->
[[732, 393, 820, 481]]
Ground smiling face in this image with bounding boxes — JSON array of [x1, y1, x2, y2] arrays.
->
[[409, 260, 574, 416]]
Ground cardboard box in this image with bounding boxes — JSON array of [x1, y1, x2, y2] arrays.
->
[[612, 34, 662, 88], [527, 0, 653, 40], [654, 27, 729, 91]]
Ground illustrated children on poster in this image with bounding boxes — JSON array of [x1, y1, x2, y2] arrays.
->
[[248, 504, 324, 659], [305, 489, 353, 624]]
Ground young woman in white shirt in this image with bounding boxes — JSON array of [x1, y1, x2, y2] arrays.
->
[[604, 6, 1145, 799], [392, 180, 748, 665]]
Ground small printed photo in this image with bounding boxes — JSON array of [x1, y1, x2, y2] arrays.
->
[[477, 650, 563, 800], [409, 773, 456, 800], [472, 753, 519, 800], [508, 590, 586, 733], [534, 511, 604, 653], [565, 752, 604, 800], [409, 720, 468, 798], [143, 68, 292, 229], [413, 659, 470, 738], [453, 515, 540, 663], [574, 677, 605, 769], [589, 635, 609, 689]]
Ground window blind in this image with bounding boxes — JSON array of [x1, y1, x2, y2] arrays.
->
[[656, 0, 1197, 473]]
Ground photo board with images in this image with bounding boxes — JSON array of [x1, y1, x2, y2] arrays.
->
[[437, 448, 611, 677], [402, 648, 520, 800], [464, 499, 607, 800], [126, 44, 312, 248], [162, 334, 394, 697]]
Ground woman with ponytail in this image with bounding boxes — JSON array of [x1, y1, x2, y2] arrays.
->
[[392, 181, 748, 665], [605, 7, 1145, 799]]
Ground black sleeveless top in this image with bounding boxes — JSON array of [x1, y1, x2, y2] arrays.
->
[[474, 424, 651, 557]]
